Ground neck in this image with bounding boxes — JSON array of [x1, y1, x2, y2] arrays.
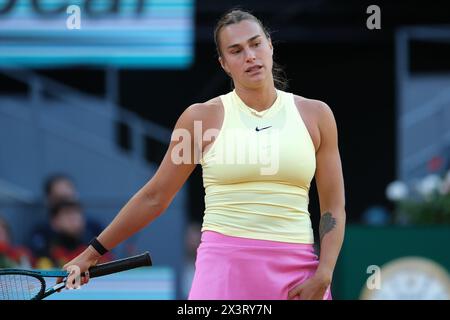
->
[[234, 81, 278, 112]]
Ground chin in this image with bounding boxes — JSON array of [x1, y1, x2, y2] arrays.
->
[[245, 78, 268, 89]]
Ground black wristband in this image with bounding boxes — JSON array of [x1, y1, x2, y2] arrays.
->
[[89, 237, 108, 256]]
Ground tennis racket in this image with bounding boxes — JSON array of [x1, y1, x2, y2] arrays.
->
[[0, 251, 152, 300]]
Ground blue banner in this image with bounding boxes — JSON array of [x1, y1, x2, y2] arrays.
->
[[0, 0, 194, 68]]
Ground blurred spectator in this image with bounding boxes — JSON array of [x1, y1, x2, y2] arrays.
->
[[44, 173, 79, 207], [27, 173, 107, 268], [28, 199, 107, 268], [0, 215, 33, 268], [43, 174, 104, 233]]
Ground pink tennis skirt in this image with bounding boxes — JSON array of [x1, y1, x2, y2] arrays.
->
[[188, 231, 332, 300]]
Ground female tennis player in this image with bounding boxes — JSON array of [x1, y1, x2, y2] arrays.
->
[[62, 9, 346, 300]]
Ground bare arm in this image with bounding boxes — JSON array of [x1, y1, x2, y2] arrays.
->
[[62, 104, 203, 286], [288, 101, 346, 300], [314, 102, 346, 283], [96, 106, 199, 250]]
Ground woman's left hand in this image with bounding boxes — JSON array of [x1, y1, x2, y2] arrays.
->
[[288, 273, 331, 300]]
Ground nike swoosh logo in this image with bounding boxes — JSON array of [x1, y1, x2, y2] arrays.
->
[[255, 126, 272, 132]]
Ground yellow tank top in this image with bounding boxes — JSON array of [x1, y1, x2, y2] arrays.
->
[[200, 89, 316, 244]]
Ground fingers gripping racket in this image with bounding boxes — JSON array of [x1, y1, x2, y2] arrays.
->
[[0, 251, 152, 300]]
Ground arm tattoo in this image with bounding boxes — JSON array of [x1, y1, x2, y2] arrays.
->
[[319, 212, 336, 242]]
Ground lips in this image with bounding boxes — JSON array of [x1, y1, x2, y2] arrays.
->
[[245, 65, 262, 73]]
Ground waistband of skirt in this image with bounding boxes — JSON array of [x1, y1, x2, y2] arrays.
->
[[201, 230, 315, 250]]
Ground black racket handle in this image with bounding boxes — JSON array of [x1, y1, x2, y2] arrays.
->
[[87, 252, 152, 278]]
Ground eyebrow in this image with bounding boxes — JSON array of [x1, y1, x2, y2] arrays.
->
[[227, 35, 261, 50]]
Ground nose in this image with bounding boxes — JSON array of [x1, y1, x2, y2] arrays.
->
[[244, 48, 256, 62]]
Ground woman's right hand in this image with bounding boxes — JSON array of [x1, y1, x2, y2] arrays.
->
[[57, 246, 101, 290]]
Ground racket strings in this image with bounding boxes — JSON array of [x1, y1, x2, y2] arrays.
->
[[0, 274, 43, 300]]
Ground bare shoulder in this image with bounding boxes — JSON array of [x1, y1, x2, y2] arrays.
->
[[293, 95, 337, 151], [294, 95, 336, 130], [185, 97, 222, 116], [176, 96, 224, 136], [293, 95, 333, 119], [180, 97, 222, 124]]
